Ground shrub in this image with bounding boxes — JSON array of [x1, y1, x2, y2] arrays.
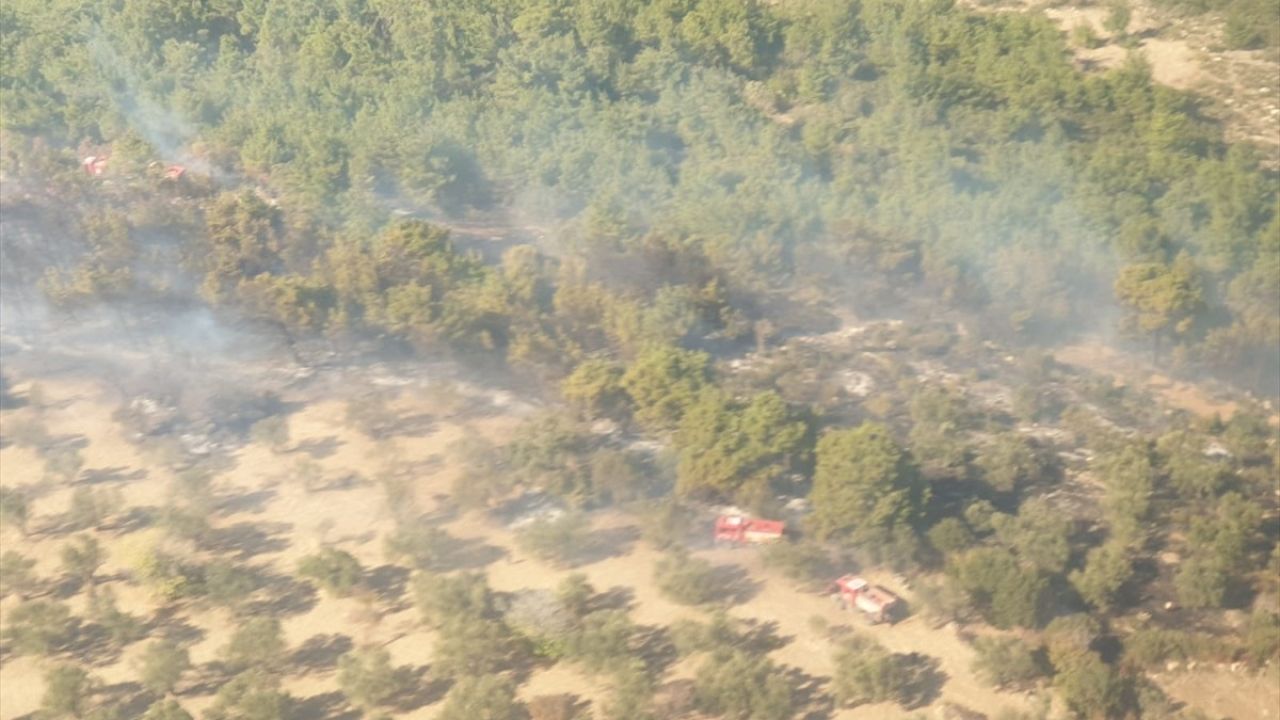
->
[[205, 671, 292, 720], [221, 617, 286, 672], [337, 647, 416, 710], [516, 512, 589, 567], [433, 618, 517, 679], [250, 416, 290, 452], [640, 499, 694, 550], [971, 635, 1044, 690], [60, 534, 103, 586], [41, 664, 96, 718], [89, 587, 145, 646], [556, 572, 594, 619], [563, 609, 635, 674], [3, 600, 73, 655], [413, 571, 494, 627], [1244, 611, 1280, 665], [384, 524, 454, 571], [0, 486, 30, 534], [761, 539, 831, 586], [437, 676, 523, 720], [0, 550, 38, 598], [927, 517, 975, 555], [654, 550, 718, 605], [831, 636, 912, 707], [297, 548, 364, 597], [138, 639, 192, 695], [694, 648, 792, 720], [141, 699, 194, 720]]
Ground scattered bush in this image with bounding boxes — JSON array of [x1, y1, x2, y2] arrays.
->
[[3, 600, 73, 655], [141, 699, 194, 720], [516, 512, 590, 567], [563, 609, 635, 674], [437, 676, 523, 720], [250, 415, 290, 452], [221, 617, 286, 672], [831, 635, 913, 707], [89, 587, 145, 646], [654, 550, 718, 605], [137, 639, 192, 695], [761, 538, 831, 586], [413, 571, 495, 627], [297, 548, 364, 597], [41, 664, 96, 719], [971, 635, 1045, 690], [337, 646, 417, 710], [0, 486, 30, 534], [60, 534, 103, 586], [694, 648, 792, 720], [0, 550, 38, 598], [205, 670, 292, 720], [384, 524, 454, 571]]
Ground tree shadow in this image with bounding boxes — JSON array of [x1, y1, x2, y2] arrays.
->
[[738, 618, 792, 655], [250, 572, 319, 617], [146, 611, 206, 646], [366, 564, 411, 604], [708, 564, 761, 606], [97, 681, 149, 712], [528, 693, 591, 720], [98, 681, 150, 719], [206, 521, 292, 561], [633, 624, 679, 676], [442, 536, 507, 571], [654, 679, 697, 718], [783, 666, 835, 720], [290, 690, 360, 720], [574, 525, 640, 566], [65, 621, 125, 668], [217, 488, 277, 516], [390, 667, 450, 712], [293, 435, 343, 460], [392, 413, 437, 437], [80, 466, 147, 485], [290, 633, 353, 675], [898, 652, 947, 710], [104, 505, 156, 535], [590, 586, 636, 614]]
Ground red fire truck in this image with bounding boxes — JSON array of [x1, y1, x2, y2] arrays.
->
[[714, 514, 786, 546], [831, 575, 904, 624]]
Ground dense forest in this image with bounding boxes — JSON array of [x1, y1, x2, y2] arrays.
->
[[0, 1, 1278, 720], [2, 0, 1278, 389]]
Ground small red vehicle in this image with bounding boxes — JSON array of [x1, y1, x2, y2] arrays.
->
[[714, 514, 786, 545], [831, 575, 904, 624], [716, 509, 783, 543]]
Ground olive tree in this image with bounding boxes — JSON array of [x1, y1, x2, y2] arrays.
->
[[137, 639, 191, 696], [3, 600, 73, 655], [297, 548, 364, 598], [41, 663, 97, 719], [140, 699, 193, 720], [437, 676, 523, 720], [654, 550, 718, 605], [337, 646, 416, 710], [0, 550, 38, 598], [221, 617, 286, 672], [60, 534, 103, 587], [971, 636, 1044, 690]]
